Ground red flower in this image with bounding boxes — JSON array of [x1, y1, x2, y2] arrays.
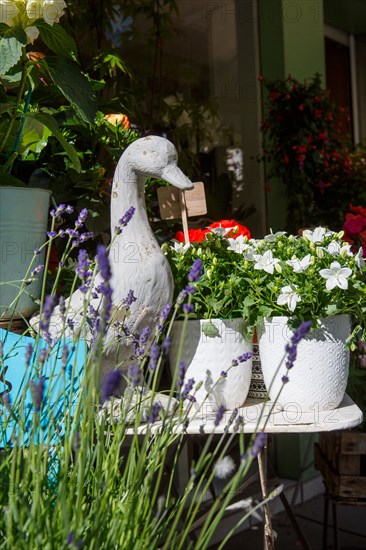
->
[[175, 228, 209, 243], [343, 214, 366, 237], [208, 220, 251, 239], [270, 91, 279, 101], [350, 205, 366, 217]]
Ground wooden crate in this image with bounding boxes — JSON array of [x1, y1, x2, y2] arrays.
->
[[314, 431, 366, 502]]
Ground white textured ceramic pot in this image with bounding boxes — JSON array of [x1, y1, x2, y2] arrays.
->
[[257, 315, 351, 412], [169, 318, 253, 410]]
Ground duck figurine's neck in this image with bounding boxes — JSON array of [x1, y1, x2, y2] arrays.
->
[[111, 160, 153, 243]]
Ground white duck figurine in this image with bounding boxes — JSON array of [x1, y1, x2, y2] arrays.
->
[[31, 136, 193, 378]]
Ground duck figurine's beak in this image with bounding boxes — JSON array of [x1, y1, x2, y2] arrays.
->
[[161, 164, 194, 190]]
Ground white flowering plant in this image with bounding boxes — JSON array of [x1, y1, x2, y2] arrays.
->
[[237, 227, 366, 346], [0, 0, 97, 184], [163, 219, 252, 320], [165, 224, 366, 346]]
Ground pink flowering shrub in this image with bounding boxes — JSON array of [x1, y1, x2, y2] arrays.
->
[[259, 73, 366, 232], [343, 205, 366, 256]]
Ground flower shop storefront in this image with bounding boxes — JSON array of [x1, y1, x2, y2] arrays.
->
[[1, 0, 366, 549]]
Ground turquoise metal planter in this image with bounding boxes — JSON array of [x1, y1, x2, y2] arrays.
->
[[0, 187, 51, 320]]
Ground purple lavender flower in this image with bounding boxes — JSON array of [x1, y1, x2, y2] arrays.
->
[[34, 248, 41, 255], [1, 391, 11, 411], [249, 432, 268, 457], [182, 304, 194, 314], [31, 264, 44, 278], [214, 403, 225, 427], [66, 205, 74, 214], [156, 304, 172, 335], [75, 208, 88, 228], [79, 232, 93, 243], [25, 342, 33, 366], [181, 377, 195, 400], [185, 285, 197, 295], [139, 327, 151, 346], [161, 336, 171, 354], [96, 245, 113, 326], [134, 327, 151, 357], [238, 352, 253, 363], [233, 415, 244, 433], [122, 290, 137, 310], [38, 348, 49, 365], [59, 296, 66, 315], [47, 231, 57, 238], [50, 204, 66, 217], [176, 361, 186, 389], [188, 259, 203, 282], [66, 229, 79, 238], [176, 289, 187, 306], [224, 408, 238, 433], [30, 376, 45, 412], [220, 370, 227, 378], [40, 294, 57, 339], [76, 249, 92, 280], [148, 342, 160, 371], [61, 345, 69, 368], [67, 318, 75, 331], [101, 370, 123, 402], [128, 364, 142, 386], [231, 359, 238, 367], [58, 229, 66, 238], [147, 402, 161, 424], [285, 320, 312, 370], [118, 206, 136, 227], [282, 375, 289, 384], [66, 533, 83, 548], [96, 245, 111, 282]]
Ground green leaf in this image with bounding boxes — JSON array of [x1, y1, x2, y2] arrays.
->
[[0, 71, 22, 86], [25, 111, 81, 172], [45, 57, 97, 124], [0, 171, 25, 186], [19, 117, 52, 155], [201, 321, 220, 338], [36, 21, 78, 62], [0, 37, 23, 76]]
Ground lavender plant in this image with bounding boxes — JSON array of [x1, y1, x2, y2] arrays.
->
[[0, 205, 311, 548]]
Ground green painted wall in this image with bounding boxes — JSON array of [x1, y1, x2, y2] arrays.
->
[[258, 0, 326, 231]]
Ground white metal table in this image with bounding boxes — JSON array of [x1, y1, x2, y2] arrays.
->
[[127, 394, 363, 549]]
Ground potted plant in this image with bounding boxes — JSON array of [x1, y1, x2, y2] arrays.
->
[[0, 0, 96, 321], [163, 220, 253, 410], [234, 227, 366, 411]]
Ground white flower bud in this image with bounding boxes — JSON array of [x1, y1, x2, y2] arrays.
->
[[26, 0, 43, 21], [274, 262, 282, 273], [0, 0, 19, 26], [315, 246, 324, 258], [25, 25, 40, 43], [42, 0, 67, 25]]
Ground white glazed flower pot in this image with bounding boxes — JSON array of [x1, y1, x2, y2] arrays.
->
[[257, 315, 351, 412], [169, 318, 253, 410]]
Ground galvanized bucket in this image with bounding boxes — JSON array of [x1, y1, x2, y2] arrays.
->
[[0, 187, 51, 321]]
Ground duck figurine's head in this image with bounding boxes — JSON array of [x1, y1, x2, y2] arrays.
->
[[117, 135, 194, 190]]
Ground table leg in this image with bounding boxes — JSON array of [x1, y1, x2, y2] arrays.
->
[[258, 444, 275, 550]]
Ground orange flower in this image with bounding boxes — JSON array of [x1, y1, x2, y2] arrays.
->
[[27, 52, 46, 62], [104, 113, 130, 130]]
